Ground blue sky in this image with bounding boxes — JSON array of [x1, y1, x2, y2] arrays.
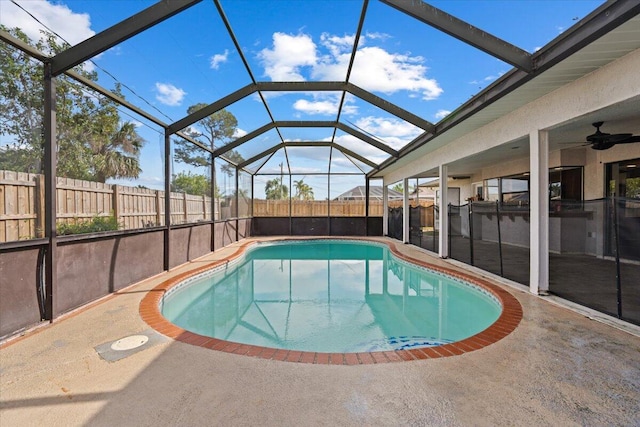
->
[[1, 0, 604, 198]]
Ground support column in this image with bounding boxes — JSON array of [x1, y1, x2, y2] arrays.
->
[[438, 164, 449, 258], [530, 130, 549, 295], [365, 178, 370, 235], [382, 184, 389, 236], [43, 62, 57, 320], [402, 178, 410, 243], [235, 168, 239, 241], [249, 175, 254, 237], [211, 155, 216, 250], [164, 130, 171, 270]]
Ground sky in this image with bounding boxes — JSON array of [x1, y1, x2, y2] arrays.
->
[[1, 0, 605, 198]]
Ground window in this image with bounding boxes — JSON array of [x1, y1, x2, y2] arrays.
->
[[472, 182, 484, 201], [484, 178, 499, 201], [549, 166, 582, 201], [482, 166, 583, 206], [501, 176, 529, 204], [606, 158, 640, 200]]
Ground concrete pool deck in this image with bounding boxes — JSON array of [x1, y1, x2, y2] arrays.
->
[[1, 237, 639, 426]]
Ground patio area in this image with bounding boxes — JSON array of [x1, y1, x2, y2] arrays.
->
[[1, 238, 639, 426]]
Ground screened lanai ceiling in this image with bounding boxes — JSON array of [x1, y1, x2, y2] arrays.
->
[[2, 0, 638, 185]]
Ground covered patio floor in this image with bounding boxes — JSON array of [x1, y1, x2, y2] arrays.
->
[[1, 238, 639, 426]]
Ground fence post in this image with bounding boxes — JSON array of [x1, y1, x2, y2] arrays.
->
[[469, 202, 474, 266], [183, 192, 188, 223], [447, 203, 451, 257], [496, 200, 504, 277], [155, 190, 162, 226], [35, 174, 46, 238], [112, 185, 120, 225], [433, 205, 437, 253], [202, 194, 207, 221], [612, 197, 622, 318]]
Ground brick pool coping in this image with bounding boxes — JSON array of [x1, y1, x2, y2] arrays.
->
[[139, 237, 523, 364]]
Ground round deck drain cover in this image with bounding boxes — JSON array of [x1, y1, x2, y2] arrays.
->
[[111, 335, 149, 351]]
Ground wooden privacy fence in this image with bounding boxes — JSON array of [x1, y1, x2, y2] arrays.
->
[[252, 199, 434, 218], [252, 199, 381, 217], [1, 170, 433, 242], [0, 170, 218, 243]]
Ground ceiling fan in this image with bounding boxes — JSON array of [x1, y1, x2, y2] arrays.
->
[[585, 121, 640, 150]]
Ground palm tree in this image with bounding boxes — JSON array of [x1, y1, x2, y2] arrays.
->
[[265, 178, 288, 200], [91, 121, 144, 183], [294, 179, 314, 200]]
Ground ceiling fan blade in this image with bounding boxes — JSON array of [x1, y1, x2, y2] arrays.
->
[[587, 133, 633, 144], [607, 133, 634, 143], [616, 135, 640, 143]]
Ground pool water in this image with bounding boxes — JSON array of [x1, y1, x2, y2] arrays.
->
[[161, 240, 501, 353]]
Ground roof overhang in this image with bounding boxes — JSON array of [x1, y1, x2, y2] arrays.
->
[[373, 2, 640, 179]]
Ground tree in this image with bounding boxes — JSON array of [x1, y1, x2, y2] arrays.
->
[[171, 171, 222, 197], [175, 104, 239, 168], [0, 27, 45, 173], [219, 149, 244, 177], [294, 179, 314, 200], [91, 121, 144, 182], [265, 178, 288, 200], [0, 142, 42, 173], [391, 183, 415, 194], [171, 171, 209, 196], [0, 26, 145, 182]]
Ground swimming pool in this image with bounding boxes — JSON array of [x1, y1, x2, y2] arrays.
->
[[159, 240, 504, 353]]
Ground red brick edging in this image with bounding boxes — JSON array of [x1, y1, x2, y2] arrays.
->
[[140, 237, 523, 364]]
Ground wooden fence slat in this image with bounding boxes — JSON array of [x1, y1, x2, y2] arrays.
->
[[35, 174, 45, 237], [112, 185, 120, 224], [155, 190, 162, 227], [4, 181, 18, 241], [17, 182, 30, 239]]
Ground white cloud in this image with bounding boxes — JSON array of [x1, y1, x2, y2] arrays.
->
[[154, 83, 186, 106], [364, 31, 391, 41], [210, 49, 229, 69], [293, 99, 338, 115], [233, 128, 248, 138], [332, 134, 389, 163], [1, 1, 97, 71], [341, 104, 359, 116], [355, 116, 422, 139], [435, 110, 451, 120], [258, 32, 317, 81], [291, 92, 359, 117], [258, 31, 442, 101], [1, 0, 95, 46], [320, 33, 355, 57], [348, 47, 442, 100], [351, 116, 422, 150], [469, 71, 506, 86]]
